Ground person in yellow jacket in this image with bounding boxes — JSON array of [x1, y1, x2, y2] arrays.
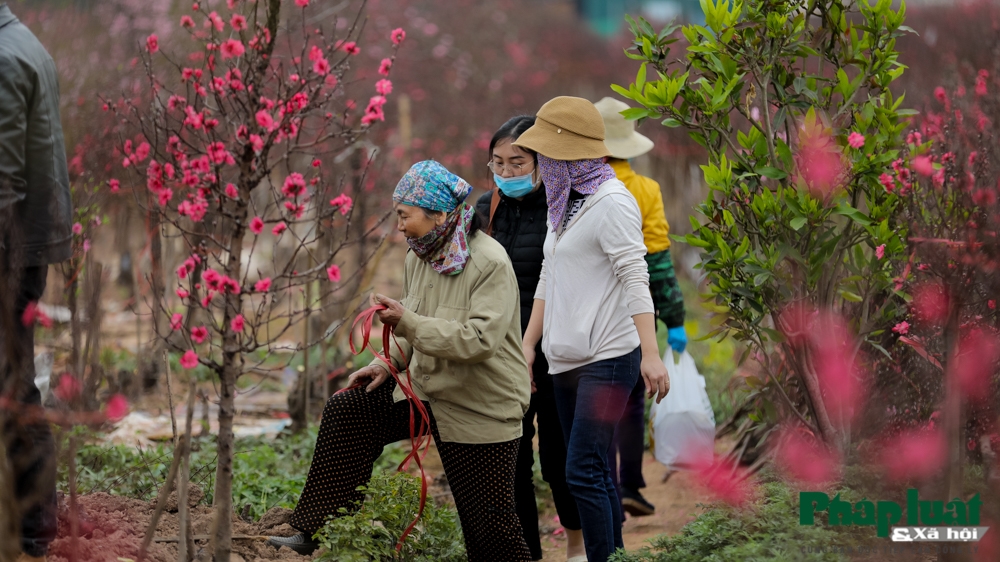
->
[[595, 96, 687, 518]]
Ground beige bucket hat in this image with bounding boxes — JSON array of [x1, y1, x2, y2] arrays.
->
[[512, 96, 611, 161], [594, 96, 655, 160]]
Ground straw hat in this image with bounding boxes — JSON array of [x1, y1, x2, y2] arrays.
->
[[512, 96, 611, 161], [594, 97, 655, 160]]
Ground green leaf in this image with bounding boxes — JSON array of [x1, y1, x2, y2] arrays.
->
[[621, 107, 651, 120], [661, 118, 682, 127], [756, 166, 788, 180], [789, 217, 807, 231]]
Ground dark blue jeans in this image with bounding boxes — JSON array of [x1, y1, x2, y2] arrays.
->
[[611, 375, 648, 503], [552, 347, 641, 562]]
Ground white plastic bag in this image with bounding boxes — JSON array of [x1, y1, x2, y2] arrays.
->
[[650, 350, 716, 470]]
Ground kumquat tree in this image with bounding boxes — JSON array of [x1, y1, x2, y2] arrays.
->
[[108, 0, 403, 558]]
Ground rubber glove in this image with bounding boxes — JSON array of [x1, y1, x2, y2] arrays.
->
[[667, 326, 688, 354]]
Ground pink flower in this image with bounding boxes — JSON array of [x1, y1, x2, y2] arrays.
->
[[180, 350, 199, 369], [875, 244, 885, 260], [272, 222, 287, 236], [378, 58, 392, 76], [103, 394, 129, 422], [109, 179, 120, 193], [312, 57, 330, 75], [878, 173, 895, 193], [953, 327, 1000, 400], [54, 375, 82, 402], [692, 457, 753, 506], [225, 183, 239, 199], [892, 321, 909, 335], [255, 110, 276, 132], [83, 239, 91, 253], [934, 86, 948, 104], [231, 314, 245, 332], [311, 158, 322, 168], [249, 216, 264, 234], [249, 134, 264, 153], [21, 301, 53, 328], [220, 39, 245, 59], [294, 0, 309, 6], [330, 193, 353, 215], [847, 132, 865, 149], [171, 313, 183, 331], [340, 41, 360, 55], [180, 15, 195, 28], [375, 79, 393, 96], [281, 173, 306, 198], [990, 300, 996, 310], [176, 287, 190, 299], [146, 34, 159, 53], [880, 428, 945, 482], [391, 28, 406, 45], [72, 222, 83, 235], [912, 156, 935, 177], [327, 264, 341, 282], [191, 325, 208, 343], [230, 14, 247, 31], [254, 277, 271, 292], [207, 11, 224, 31], [773, 427, 841, 486]]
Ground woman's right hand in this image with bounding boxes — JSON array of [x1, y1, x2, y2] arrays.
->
[[347, 364, 390, 393], [522, 343, 537, 393]]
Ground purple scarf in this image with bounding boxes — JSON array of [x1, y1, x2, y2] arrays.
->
[[538, 154, 618, 231]]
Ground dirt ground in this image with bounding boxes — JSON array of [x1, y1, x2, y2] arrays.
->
[[48, 492, 310, 562]]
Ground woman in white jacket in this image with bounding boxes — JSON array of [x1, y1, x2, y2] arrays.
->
[[516, 96, 669, 562]]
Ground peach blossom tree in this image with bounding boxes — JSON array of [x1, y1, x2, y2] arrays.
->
[[107, 0, 404, 557]]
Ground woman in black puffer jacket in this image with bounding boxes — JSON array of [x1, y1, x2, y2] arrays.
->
[[476, 116, 584, 562]]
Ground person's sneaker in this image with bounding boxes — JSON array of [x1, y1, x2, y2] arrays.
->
[[621, 488, 655, 516], [266, 533, 319, 555]]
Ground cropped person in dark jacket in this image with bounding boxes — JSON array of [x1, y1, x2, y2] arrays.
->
[[0, 3, 73, 561], [476, 116, 584, 562]]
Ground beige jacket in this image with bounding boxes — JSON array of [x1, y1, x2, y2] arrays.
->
[[371, 233, 531, 444]]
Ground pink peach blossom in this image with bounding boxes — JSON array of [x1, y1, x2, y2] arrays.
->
[[231, 314, 245, 333], [327, 264, 341, 282], [254, 278, 271, 292], [191, 325, 208, 343], [171, 313, 183, 331], [378, 58, 392, 76], [146, 34, 159, 53], [249, 216, 264, 234], [847, 132, 865, 149], [104, 394, 129, 422], [220, 39, 245, 59], [391, 28, 406, 45], [272, 222, 287, 236], [875, 244, 885, 260], [180, 350, 199, 369]]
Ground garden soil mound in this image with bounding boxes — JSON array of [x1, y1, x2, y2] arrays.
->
[[48, 492, 309, 562]]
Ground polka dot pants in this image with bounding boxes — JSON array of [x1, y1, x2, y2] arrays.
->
[[289, 379, 531, 562]]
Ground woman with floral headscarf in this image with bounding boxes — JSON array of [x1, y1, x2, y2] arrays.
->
[[268, 160, 532, 561], [515, 97, 670, 562]]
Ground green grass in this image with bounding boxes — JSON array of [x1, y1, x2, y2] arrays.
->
[[59, 426, 409, 521]]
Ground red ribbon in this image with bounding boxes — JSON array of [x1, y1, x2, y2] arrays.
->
[[342, 304, 432, 551]]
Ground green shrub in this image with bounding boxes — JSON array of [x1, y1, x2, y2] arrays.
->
[[61, 425, 409, 521], [609, 479, 868, 562], [313, 471, 466, 562]]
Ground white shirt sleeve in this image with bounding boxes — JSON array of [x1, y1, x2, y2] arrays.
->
[[597, 194, 654, 316]]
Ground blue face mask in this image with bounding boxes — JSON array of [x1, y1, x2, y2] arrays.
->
[[493, 172, 538, 198]]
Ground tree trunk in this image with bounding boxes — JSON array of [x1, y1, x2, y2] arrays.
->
[[213, 226, 246, 562]]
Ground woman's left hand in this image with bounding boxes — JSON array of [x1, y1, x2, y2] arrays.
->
[[640, 353, 670, 404], [371, 293, 406, 327]]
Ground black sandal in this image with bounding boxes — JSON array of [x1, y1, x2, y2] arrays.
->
[[266, 533, 320, 555]]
